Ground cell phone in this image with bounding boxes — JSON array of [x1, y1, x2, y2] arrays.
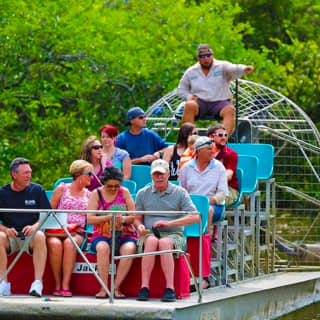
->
[[152, 226, 161, 239], [17, 231, 25, 240]]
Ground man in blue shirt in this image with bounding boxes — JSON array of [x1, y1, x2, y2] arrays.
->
[[116, 107, 169, 165]]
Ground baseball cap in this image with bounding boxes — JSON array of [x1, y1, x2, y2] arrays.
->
[[194, 137, 213, 152], [197, 44, 213, 54], [126, 107, 145, 125], [151, 159, 169, 174]]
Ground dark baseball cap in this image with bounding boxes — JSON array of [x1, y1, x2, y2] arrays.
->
[[126, 107, 145, 125]]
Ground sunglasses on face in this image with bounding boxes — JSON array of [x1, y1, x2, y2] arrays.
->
[[192, 131, 199, 135], [214, 133, 228, 138], [82, 171, 93, 177], [105, 184, 121, 189], [137, 115, 146, 120], [199, 53, 212, 59], [91, 145, 103, 150]]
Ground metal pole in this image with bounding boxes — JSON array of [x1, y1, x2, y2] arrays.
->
[[235, 79, 239, 143]]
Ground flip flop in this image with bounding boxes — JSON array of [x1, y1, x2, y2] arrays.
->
[[114, 290, 127, 299], [52, 289, 62, 296], [62, 289, 72, 297], [95, 289, 108, 299]]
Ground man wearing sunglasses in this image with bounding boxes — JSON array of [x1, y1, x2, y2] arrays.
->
[[116, 106, 169, 165], [177, 43, 254, 137], [207, 124, 239, 207]]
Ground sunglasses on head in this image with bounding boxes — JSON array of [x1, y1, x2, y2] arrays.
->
[[215, 133, 228, 138], [82, 171, 93, 177], [199, 53, 212, 59], [91, 145, 103, 150]]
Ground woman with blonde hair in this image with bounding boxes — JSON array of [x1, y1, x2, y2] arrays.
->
[[47, 160, 92, 297], [80, 136, 104, 191]]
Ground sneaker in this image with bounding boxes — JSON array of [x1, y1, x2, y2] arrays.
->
[[29, 280, 43, 297], [161, 288, 176, 302], [137, 287, 149, 301], [0, 281, 11, 296]]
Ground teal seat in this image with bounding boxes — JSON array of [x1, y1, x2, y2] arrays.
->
[[144, 180, 180, 188], [122, 179, 137, 194], [131, 165, 152, 192], [45, 190, 54, 201], [184, 194, 209, 237], [228, 168, 243, 208], [237, 155, 258, 194], [228, 143, 274, 180], [53, 177, 73, 190]]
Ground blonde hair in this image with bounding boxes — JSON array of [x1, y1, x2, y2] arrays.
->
[[69, 160, 93, 179], [80, 136, 99, 163], [187, 134, 200, 145]]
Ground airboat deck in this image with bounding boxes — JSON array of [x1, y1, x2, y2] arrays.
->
[[1, 272, 320, 320]]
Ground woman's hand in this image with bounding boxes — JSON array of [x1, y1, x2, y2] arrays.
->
[[137, 224, 149, 236]]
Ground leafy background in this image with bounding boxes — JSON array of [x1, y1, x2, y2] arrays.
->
[[0, 0, 319, 189]]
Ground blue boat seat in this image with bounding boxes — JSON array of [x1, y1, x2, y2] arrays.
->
[[53, 177, 73, 190], [130, 165, 152, 192], [122, 179, 137, 194]]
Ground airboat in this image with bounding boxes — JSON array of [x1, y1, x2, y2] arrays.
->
[[1, 80, 320, 320]]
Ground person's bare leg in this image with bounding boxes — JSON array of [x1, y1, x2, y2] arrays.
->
[[95, 241, 110, 297], [181, 100, 199, 124], [158, 238, 174, 289], [219, 105, 235, 137], [0, 232, 9, 282], [30, 231, 47, 281], [62, 235, 83, 291], [47, 237, 63, 291], [207, 206, 214, 236], [141, 236, 158, 289], [114, 241, 136, 297]]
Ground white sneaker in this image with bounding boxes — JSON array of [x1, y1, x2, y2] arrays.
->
[[0, 281, 11, 296], [29, 280, 43, 297]]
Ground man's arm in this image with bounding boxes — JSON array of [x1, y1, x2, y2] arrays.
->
[[223, 63, 254, 82], [154, 212, 199, 229]]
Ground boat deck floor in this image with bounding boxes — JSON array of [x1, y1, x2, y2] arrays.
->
[[1, 272, 320, 320]]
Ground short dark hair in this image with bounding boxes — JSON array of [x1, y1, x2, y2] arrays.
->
[[207, 124, 226, 136], [10, 158, 30, 172], [100, 166, 123, 184]]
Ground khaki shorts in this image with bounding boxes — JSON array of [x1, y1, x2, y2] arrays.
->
[[137, 231, 185, 255], [226, 187, 239, 207], [8, 237, 33, 255]]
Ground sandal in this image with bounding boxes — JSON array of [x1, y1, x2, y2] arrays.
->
[[62, 289, 72, 297], [114, 289, 127, 299], [95, 289, 108, 299], [52, 289, 62, 296]]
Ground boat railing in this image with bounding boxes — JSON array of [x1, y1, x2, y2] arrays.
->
[[0, 208, 203, 303]]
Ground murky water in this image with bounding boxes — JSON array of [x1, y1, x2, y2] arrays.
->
[[277, 301, 320, 319]]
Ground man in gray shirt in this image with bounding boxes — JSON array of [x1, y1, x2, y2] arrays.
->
[[178, 44, 254, 137], [135, 159, 198, 302]]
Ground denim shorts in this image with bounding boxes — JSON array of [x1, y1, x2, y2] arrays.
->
[[211, 204, 226, 223], [90, 236, 137, 254]]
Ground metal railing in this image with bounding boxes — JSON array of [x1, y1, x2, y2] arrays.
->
[[0, 208, 203, 303]]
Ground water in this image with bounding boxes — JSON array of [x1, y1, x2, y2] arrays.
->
[[277, 301, 320, 319]]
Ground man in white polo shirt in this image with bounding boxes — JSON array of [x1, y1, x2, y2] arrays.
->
[[180, 136, 228, 232], [177, 44, 254, 137]]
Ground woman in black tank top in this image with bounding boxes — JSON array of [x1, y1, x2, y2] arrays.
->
[[164, 123, 198, 180]]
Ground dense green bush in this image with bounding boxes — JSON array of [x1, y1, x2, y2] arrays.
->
[[0, 0, 317, 189]]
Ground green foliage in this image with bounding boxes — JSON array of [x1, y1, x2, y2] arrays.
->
[[0, 0, 318, 191]]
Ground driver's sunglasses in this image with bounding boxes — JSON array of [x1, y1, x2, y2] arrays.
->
[[215, 133, 228, 138], [199, 53, 212, 59]]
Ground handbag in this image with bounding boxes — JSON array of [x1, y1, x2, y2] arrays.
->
[[45, 223, 79, 237], [97, 188, 122, 255]]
